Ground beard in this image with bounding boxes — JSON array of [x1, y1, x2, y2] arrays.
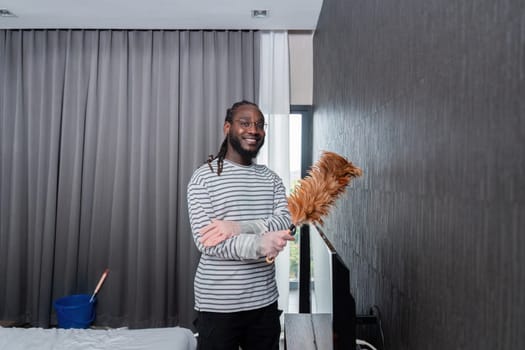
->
[[228, 131, 265, 160]]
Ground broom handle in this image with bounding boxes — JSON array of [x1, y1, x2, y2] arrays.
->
[[89, 268, 109, 303]]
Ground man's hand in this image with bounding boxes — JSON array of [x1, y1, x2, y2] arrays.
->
[[257, 230, 295, 260], [199, 220, 241, 247]]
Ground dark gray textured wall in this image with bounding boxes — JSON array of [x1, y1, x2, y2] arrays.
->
[[312, 0, 524, 349]]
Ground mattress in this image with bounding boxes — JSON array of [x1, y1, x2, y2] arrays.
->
[[0, 326, 197, 350]]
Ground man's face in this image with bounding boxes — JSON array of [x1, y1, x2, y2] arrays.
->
[[225, 105, 266, 160]]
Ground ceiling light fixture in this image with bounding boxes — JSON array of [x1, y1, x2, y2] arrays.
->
[[251, 9, 268, 19], [0, 8, 17, 17]]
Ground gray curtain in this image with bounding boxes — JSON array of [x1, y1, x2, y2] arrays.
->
[[0, 29, 260, 329]]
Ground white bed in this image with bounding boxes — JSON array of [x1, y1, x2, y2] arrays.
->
[[0, 326, 197, 350]]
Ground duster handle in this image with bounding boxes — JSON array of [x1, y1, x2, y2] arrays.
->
[[265, 224, 297, 263]]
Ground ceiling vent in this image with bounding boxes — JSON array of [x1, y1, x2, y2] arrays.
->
[[0, 8, 17, 17], [251, 9, 269, 18]]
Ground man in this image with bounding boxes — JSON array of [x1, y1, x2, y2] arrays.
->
[[187, 100, 294, 350]]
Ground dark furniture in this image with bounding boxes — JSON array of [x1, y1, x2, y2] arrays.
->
[[284, 225, 383, 350]]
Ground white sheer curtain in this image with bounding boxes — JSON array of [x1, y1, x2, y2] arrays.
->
[[256, 30, 291, 316]]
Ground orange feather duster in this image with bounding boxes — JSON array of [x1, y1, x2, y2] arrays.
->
[[288, 151, 363, 230], [266, 151, 362, 263]]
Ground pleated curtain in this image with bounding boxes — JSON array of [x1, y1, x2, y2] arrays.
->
[[0, 29, 260, 328]]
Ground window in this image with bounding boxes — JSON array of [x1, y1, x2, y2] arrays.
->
[[288, 105, 313, 313]]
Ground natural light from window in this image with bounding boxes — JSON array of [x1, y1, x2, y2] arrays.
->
[[288, 113, 302, 313]]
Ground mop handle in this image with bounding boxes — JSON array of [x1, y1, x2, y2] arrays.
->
[[89, 268, 109, 303]]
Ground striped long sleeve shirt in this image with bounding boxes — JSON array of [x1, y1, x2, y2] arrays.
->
[[187, 159, 291, 312]]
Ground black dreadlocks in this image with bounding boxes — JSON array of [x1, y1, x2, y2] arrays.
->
[[207, 100, 259, 175]]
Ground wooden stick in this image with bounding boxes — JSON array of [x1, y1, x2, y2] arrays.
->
[[90, 268, 109, 303]]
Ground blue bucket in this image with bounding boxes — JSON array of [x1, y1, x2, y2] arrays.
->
[[53, 294, 95, 329]]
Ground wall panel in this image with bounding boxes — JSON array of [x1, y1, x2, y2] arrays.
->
[[313, 0, 525, 348]]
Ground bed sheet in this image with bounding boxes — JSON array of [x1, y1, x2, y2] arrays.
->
[[0, 326, 197, 350]]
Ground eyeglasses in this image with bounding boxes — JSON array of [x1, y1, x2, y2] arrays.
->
[[234, 120, 267, 131]]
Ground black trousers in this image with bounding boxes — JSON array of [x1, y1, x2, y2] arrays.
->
[[195, 301, 282, 350]]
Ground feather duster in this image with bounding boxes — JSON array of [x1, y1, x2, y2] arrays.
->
[[266, 151, 362, 263], [288, 151, 363, 231]]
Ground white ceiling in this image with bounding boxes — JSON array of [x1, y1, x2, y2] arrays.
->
[[0, 0, 323, 30]]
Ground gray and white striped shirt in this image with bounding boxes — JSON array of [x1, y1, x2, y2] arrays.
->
[[187, 159, 291, 312]]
